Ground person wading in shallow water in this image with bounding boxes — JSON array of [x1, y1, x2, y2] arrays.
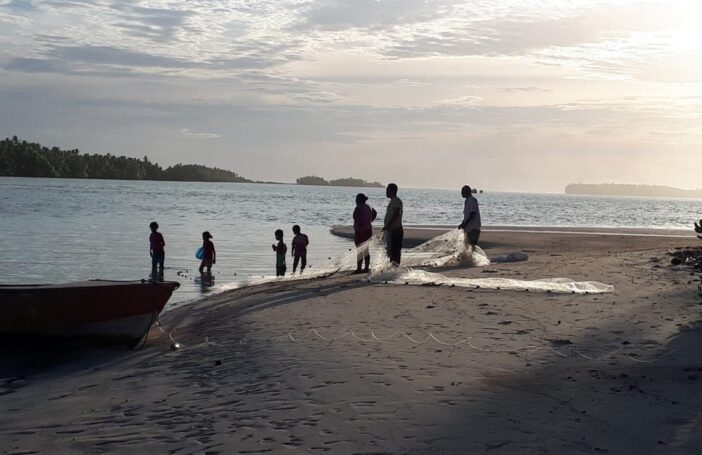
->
[[149, 221, 165, 279], [458, 185, 481, 253], [272, 229, 287, 277], [291, 225, 309, 274], [353, 193, 377, 274], [199, 231, 216, 274], [383, 183, 404, 267]]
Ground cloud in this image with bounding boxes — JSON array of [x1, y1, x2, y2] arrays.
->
[[386, 16, 600, 58], [180, 128, 221, 139], [297, 0, 458, 30], [0, 0, 701, 191], [1, 41, 296, 76], [1, 0, 37, 12], [50, 45, 198, 68], [499, 86, 553, 93], [290, 90, 345, 103], [0, 0, 306, 79], [109, 4, 193, 42], [439, 95, 482, 107], [384, 1, 681, 59]]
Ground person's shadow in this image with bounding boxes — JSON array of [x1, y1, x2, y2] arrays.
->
[[403, 311, 702, 454], [0, 337, 130, 397]]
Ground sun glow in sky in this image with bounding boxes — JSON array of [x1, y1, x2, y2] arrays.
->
[[1, 0, 701, 192]]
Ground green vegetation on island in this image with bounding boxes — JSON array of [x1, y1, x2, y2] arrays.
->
[[566, 183, 702, 198], [0, 136, 252, 183], [1, 137, 386, 187], [296, 176, 383, 188]]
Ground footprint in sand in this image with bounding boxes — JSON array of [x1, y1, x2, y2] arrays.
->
[[350, 400, 378, 408]]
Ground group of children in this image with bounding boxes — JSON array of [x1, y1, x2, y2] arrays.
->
[[272, 225, 309, 276], [148, 223, 309, 278]]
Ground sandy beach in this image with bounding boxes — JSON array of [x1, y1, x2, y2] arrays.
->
[[2, 227, 702, 454]]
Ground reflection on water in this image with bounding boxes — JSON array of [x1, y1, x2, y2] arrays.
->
[[150, 268, 164, 282], [196, 273, 215, 294], [1, 177, 701, 308]]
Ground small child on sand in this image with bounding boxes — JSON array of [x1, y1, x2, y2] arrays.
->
[[291, 225, 309, 274], [149, 221, 166, 276], [272, 229, 287, 276], [199, 231, 216, 274]]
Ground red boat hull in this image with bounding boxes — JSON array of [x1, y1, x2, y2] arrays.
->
[[0, 280, 179, 343]]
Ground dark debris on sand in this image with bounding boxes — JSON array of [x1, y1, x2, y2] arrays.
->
[[665, 246, 702, 299], [667, 247, 702, 272]]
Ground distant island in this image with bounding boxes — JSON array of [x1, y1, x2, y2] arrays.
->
[[566, 183, 702, 198], [1, 137, 385, 188], [0, 136, 252, 183], [296, 175, 383, 188]]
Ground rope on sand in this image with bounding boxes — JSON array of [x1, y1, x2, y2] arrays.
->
[[155, 315, 183, 350], [170, 328, 678, 364]]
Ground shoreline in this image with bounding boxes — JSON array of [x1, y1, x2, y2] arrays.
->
[[2, 229, 701, 453], [0, 175, 381, 189], [168, 224, 696, 310], [165, 224, 697, 310], [330, 224, 696, 249], [332, 224, 695, 238]]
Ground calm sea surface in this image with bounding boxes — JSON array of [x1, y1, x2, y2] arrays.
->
[[2, 177, 701, 306]]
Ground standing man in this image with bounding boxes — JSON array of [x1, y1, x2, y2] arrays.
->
[[383, 183, 404, 266], [458, 185, 481, 252]]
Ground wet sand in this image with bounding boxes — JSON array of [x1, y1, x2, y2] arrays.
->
[[1, 228, 702, 454]]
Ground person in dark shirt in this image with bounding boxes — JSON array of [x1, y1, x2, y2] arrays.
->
[[383, 183, 403, 266], [199, 231, 216, 274], [353, 193, 377, 273], [458, 185, 481, 252], [272, 229, 287, 276], [149, 221, 165, 277], [291, 225, 309, 274]]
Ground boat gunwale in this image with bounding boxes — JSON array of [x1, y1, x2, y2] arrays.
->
[[0, 280, 180, 291]]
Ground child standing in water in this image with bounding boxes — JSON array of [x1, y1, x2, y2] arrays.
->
[[291, 225, 309, 274], [272, 229, 287, 276], [149, 221, 166, 276], [199, 231, 216, 274]]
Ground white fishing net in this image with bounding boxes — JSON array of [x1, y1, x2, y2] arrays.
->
[[332, 230, 490, 272], [335, 230, 614, 294], [224, 230, 613, 295], [370, 269, 614, 294]]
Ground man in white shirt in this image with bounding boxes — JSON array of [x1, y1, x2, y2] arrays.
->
[[458, 185, 481, 252], [383, 183, 404, 266]]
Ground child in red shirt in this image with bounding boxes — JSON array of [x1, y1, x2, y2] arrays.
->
[[149, 221, 166, 275]]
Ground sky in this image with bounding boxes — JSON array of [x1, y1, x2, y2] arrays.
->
[[1, 0, 701, 192]]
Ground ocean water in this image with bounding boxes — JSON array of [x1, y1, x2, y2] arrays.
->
[[1, 177, 701, 305]]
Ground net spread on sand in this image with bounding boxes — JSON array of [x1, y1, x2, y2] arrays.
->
[[321, 230, 613, 294], [219, 230, 614, 294]]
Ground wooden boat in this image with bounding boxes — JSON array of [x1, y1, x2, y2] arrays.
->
[[0, 280, 179, 345]]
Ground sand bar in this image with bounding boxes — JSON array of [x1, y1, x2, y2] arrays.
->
[[1, 228, 701, 454]]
